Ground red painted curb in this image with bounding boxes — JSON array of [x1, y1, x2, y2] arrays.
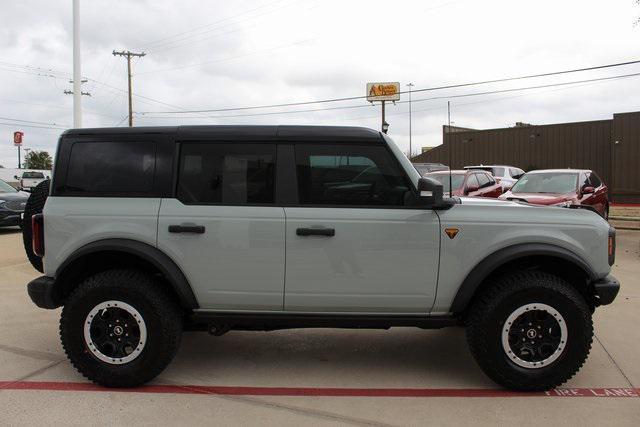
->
[[1, 381, 639, 398]]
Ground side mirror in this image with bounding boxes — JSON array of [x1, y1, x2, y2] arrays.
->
[[466, 184, 479, 194], [14, 175, 18, 180], [417, 177, 444, 207], [582, 186, 595, 194]]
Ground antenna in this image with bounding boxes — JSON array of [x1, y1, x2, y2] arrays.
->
[[447, 101, 452, 197]]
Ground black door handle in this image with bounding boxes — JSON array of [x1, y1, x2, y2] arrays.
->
[[168, 225, 206, 234], [296, 227, 335, 237]]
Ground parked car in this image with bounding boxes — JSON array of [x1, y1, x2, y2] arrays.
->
[[0, 179, 29, 227], [14, 171, 49, 192], [499, 169, 609, 218], [464, 165, 524, 190], [413, 162, 449, 175], [425, 170, 502, 198], [25, 126, 618, 392]]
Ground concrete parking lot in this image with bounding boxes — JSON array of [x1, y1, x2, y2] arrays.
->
[[0, 226, 638, 426]]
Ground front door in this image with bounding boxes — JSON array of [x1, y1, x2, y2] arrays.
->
[[283, 143, 440, 314], [158, 142, 285, 311]]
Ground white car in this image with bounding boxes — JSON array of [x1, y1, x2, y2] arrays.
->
[[464, 165, 524, 190], [15, 171, 49, 192]]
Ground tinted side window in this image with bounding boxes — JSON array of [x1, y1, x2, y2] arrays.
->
[[295, 144, 411, 206], [476, 173, 491, 187], [65, 141, 156, 194], [579, 172, 590, 190], [466, 174, 480, 189], [492, 167, 505, 177], [589, 173, 602, 187], [177, 143, 275, 205]]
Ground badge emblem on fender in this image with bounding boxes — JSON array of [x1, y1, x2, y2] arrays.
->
[[444, 228, 459, 239]]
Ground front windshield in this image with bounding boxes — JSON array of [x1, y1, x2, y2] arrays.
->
[[511, 173, 577, 194], [426, 173, 465, 192], [0, 179, 18, 193]]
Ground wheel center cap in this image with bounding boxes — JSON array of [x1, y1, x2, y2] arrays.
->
[[526, 328, 537, 339], [113, 325, 124, 336]]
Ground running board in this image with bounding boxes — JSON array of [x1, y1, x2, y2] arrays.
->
[[188, 312, 458, 334]]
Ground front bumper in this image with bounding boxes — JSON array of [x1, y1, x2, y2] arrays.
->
[[592, 274, 620, 306], [27, 276, 61, 309]]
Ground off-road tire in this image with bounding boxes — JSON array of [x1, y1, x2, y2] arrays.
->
[[60, 269, 183, 387], [466, 271, 593, 391], [22, 180, 50, 272]]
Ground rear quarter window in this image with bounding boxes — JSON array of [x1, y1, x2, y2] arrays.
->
[[63, 141, 156, 195]]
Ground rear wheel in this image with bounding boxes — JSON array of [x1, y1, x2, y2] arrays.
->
[[60, 269, 183, 387], [466, 271, 593, 391]]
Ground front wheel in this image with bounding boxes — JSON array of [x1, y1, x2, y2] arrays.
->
[[466, 271, 593, 391], [60, 269, 183, 387]]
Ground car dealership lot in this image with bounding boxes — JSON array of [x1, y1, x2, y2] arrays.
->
[[0, 227, 638, 426]]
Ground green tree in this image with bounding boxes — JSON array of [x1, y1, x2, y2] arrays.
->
[[23, 150, 53, 170]]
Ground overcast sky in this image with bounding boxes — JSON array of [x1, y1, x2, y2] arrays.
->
[[1, 0, 639, 168]]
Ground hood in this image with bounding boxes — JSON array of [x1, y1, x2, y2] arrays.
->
[[499, 191, 576, 205], [0, 191, 29, 202]]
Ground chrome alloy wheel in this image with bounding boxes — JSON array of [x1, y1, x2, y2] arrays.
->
[[501, 303, 568, 369], [83, 300, 147, 365]]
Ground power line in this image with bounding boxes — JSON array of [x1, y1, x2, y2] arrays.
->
[[0, 117, 69, 127], [140, 58, 640, 114], [0, 121, 66, 130], [138, 0, 286, 51], [135, 38, 314, 75], [138, 71, 640, 120], [143, 0, 304, 55]]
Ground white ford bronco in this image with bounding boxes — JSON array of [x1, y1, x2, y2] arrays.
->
[[25, 126, 619, 390]]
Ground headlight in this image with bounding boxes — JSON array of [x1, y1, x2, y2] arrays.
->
[[0, 199, 5, 208], [553, 200, 573, 208]]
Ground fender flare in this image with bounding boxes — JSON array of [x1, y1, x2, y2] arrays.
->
[[450, 243, 598, 313], [55, 238, 198, 309]]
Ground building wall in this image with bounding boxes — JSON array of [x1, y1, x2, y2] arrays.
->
[[411, 111, 640, 203]]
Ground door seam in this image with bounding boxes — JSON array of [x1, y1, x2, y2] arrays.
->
[[282, 207, 287, 310]]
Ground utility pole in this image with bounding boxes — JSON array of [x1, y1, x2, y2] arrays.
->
[[406, 82, 414, 158], [112, 50, 146, 126], [72, 0, 82, 127]]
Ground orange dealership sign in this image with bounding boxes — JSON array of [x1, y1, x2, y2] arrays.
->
[[366, 82, 400, 102]]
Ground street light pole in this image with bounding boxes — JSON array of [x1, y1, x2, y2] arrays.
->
[[406, 83, 414, 158], [72, 0, 82, 128]]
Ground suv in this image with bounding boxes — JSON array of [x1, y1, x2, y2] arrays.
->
[[25, 126, 619, 391], [499, 169, 609, 219], [464, 165, 524, 190], [15, 171, 49, 192]]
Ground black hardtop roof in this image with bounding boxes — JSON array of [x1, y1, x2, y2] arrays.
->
[[63, 125, 382, 142]]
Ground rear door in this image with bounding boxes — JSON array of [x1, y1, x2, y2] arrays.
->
[[283, 142, 440, 314], [157, 142, 285, 311]]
